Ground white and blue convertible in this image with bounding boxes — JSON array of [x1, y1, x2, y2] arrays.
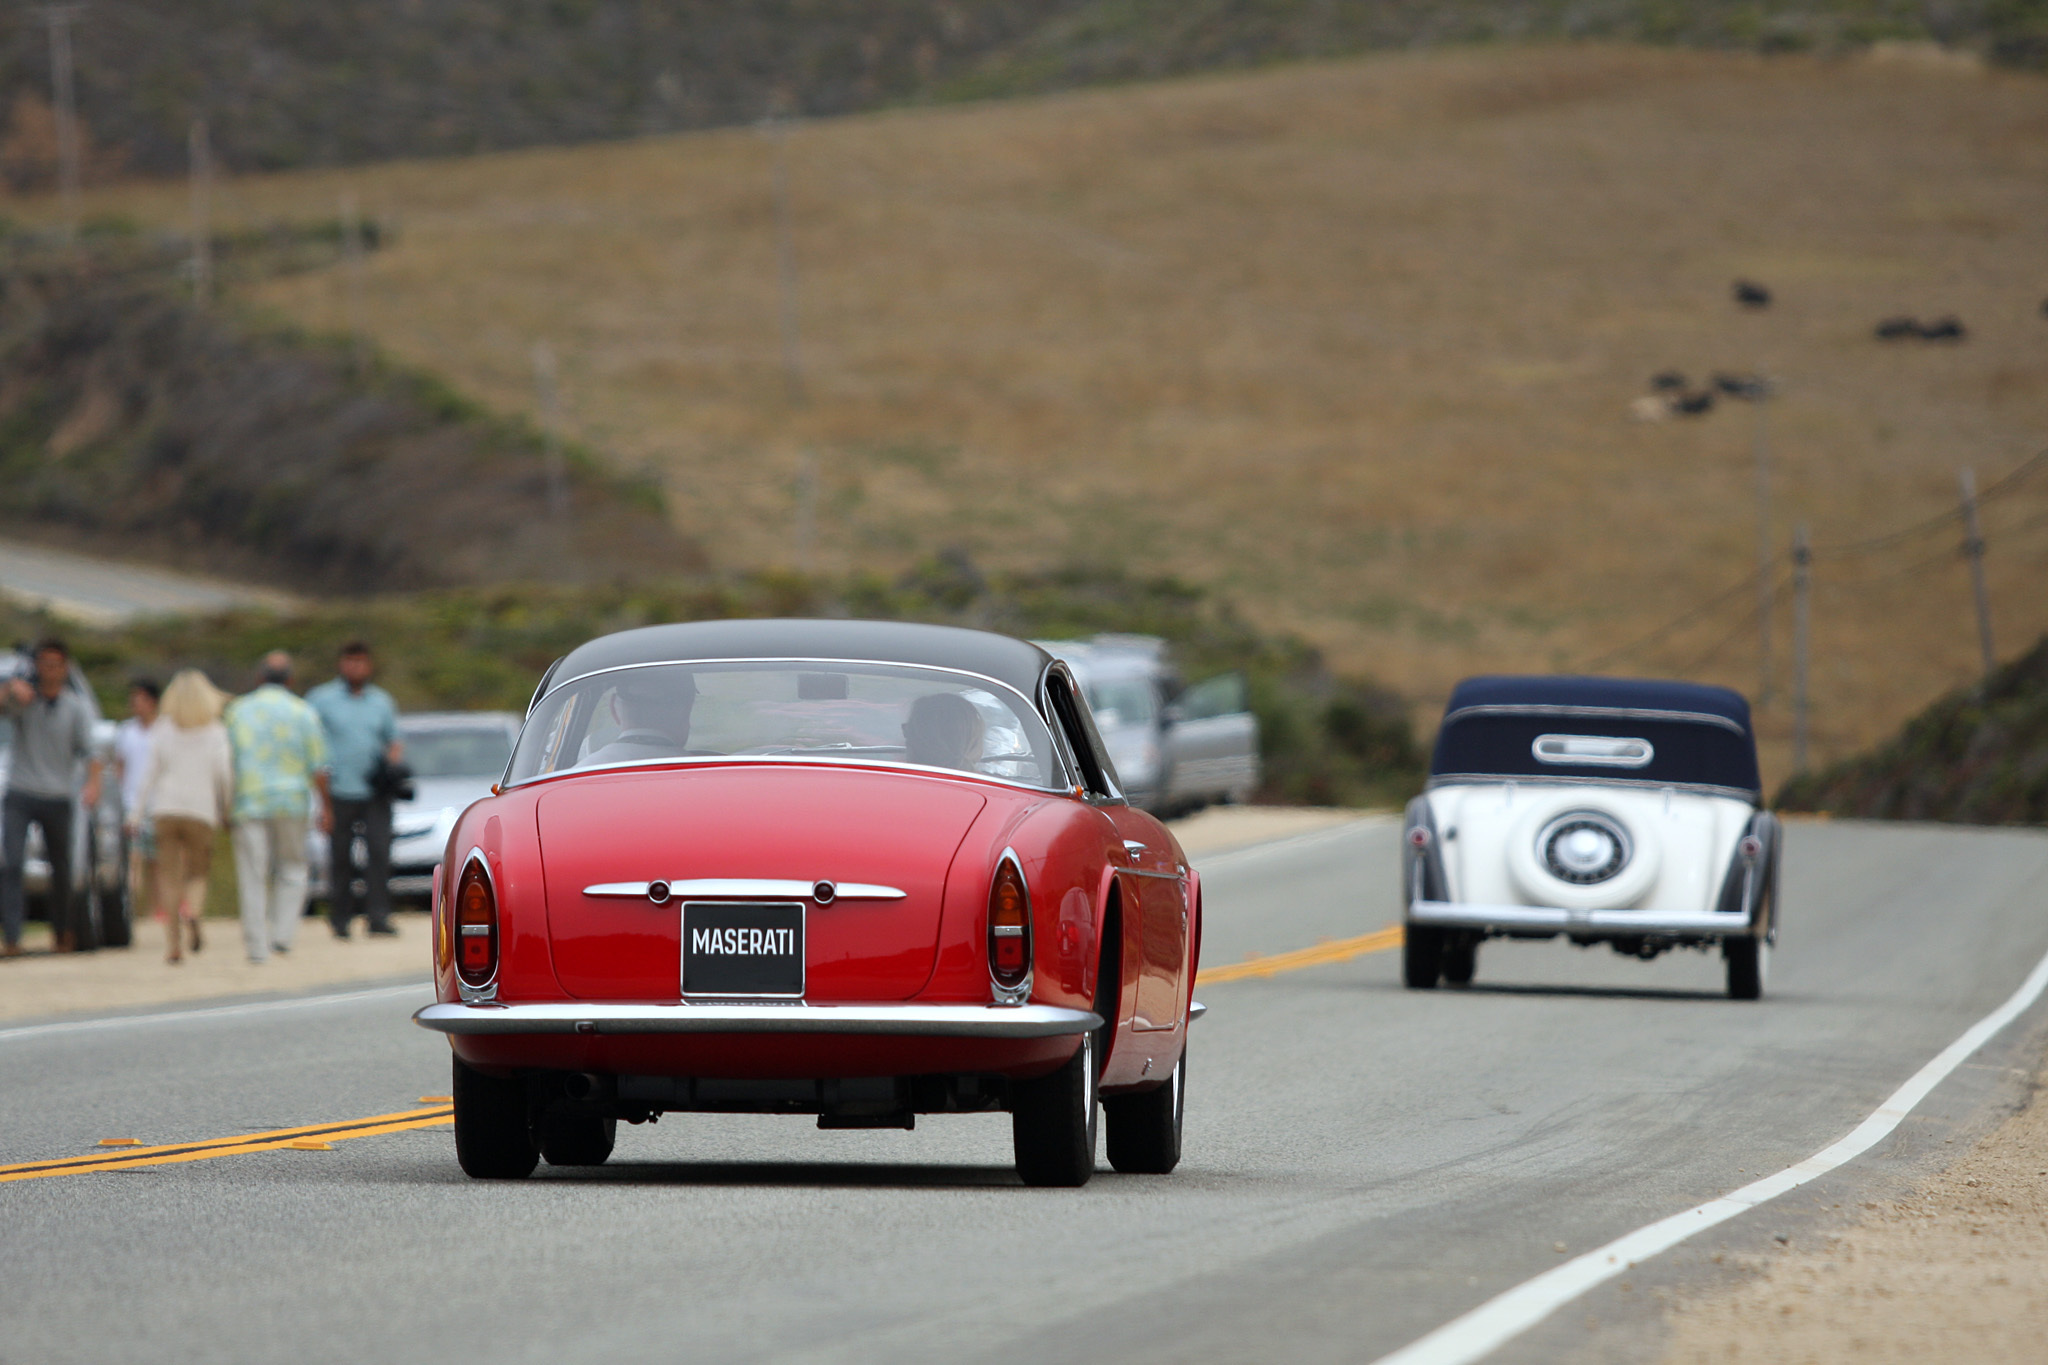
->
[[1402, 676, 1780, 1000]]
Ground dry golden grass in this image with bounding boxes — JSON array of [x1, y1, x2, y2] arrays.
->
[[31, 45, 2048, 786]]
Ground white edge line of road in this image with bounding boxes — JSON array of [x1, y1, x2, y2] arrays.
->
[[0, 981, 432, 1045], [1371, 941, 2048, 1365]]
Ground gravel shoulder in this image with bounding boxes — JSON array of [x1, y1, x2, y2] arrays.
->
[[1661, 1055, 2048, 1363]]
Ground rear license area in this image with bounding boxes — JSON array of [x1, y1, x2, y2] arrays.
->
[[684, 901, 804, 997]]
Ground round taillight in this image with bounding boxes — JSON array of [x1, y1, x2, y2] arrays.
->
[[454, 861, 498, 988], [988, 860, 1030, 993], [1408, 826, 1431, 848], [1740, 835, 1763, 861]]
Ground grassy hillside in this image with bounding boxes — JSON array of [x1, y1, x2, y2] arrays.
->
[[1778, 633, 2048, 824], [1, 564, 1424, 808], [42, 45, 2048, 785], [0, 3, 2041, 180], [0, 228, 697, 591]]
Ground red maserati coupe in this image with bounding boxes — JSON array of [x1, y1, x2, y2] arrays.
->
[[414, 619, 1202, 1186]]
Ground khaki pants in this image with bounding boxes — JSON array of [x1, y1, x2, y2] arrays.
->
[[233, 816, 310, 962], [153, 816, 213, 957]]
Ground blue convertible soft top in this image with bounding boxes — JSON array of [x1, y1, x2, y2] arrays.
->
[[1431, 675, 1760, 796]]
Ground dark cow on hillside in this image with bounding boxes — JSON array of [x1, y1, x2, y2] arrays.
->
[[1732, 280, 1772, 309], [1650, 371, 1687, 392]]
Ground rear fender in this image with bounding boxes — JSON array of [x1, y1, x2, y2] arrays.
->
[[1712, 809, 1780, 938]]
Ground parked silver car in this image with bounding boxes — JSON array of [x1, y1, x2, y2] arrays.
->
[[0, 653, 130, 947], [1034, 635, 1260, 815], [308, 710, 520, 911]]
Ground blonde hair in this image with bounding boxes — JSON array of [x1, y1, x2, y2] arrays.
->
[[160, 669, 228, 729]]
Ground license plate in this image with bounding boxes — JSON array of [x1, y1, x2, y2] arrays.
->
[[682, 901, 805, 998]]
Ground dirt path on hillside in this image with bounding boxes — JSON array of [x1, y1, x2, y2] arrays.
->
[[1661, 1060, 2048, 1363]]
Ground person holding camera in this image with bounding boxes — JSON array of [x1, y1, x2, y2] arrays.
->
[[307, 641, 404, 939]]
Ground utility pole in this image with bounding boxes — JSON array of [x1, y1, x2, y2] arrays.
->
[[1792, 522, 1812, 775], [1959, 468, 1996, 681], [1751, 383, 1774, 704], [768, 114, 803, 409], [765, 111, 816, 572], [40, 5, 86, 246], [339, 191, 367, 375], [187, 118, 212, 309], [531, 341, 569, 521]]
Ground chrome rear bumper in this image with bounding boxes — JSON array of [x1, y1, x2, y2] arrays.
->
[[414, 1001, 1103, 1039], [1408, 900, 1754, 936]]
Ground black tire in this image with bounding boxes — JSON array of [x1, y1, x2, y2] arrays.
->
[[1012, 1030, 1098, 1187], [1105, 1043, 1185, 1175], [1441, 938, 1476, 987], [538, 1108, 617, 1167], [1725, 937, 1768, 1001], [1403, 925, 1445, 989], [453, 1058, 539, 1179]]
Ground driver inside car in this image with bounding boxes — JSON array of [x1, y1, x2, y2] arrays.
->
[[902, 692, 985, 772], [585, 673, 698, 767]]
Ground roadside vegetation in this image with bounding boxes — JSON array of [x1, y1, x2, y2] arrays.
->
[[0, 224, 695, 591], [1777, 633, 2048, 825], [0, 559, 1425, 809]]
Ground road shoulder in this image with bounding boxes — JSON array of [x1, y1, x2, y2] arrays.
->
[[1660, 1054, 2048, 1364]]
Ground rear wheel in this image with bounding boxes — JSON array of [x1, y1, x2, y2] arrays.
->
[[1012, 1031, 1098, 1187], [1441, 937, 1477, 986], [453, 1058, 538, 1179], [1105, 1043, 1184, 1174], [1725, 937, 1769, 1001], [539, 1108, 617, 1167], [1403, 925, 1444, 989]]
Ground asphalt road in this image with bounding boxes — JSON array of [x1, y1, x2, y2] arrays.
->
[[5, 817, 2047, 1365], [0, 536, 294, 624]]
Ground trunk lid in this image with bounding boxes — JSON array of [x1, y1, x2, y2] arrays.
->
[[537, 765, 985, 1001]]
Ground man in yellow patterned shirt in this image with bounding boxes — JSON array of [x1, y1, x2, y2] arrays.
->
[[225, 652, 332, 963]]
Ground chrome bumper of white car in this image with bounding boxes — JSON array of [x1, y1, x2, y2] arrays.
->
[[414, 1001, 1104, 1039], [1408, 900, 1755, 936]]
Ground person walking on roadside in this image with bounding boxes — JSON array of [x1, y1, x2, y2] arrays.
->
[[112, 677, 161, 932], [307, 641, 401, 940], [140, 670, 233, 964], [225, 652, 330, 963], [0, 638, 103, 957]]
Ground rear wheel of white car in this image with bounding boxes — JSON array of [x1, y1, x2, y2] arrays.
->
[[1012, 1030, 1098, 1187], [453, 1058, 539, 1179], [1725, 937, 1769, 1001], [538, 1108, 617, 1167], [1105, 1043, 1184, 1175], [1441, 938, 1477, 987], [1403, 925, 1445, 989]]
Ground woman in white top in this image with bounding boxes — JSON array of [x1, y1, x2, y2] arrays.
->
[[140, 670, 233, 963], [112, 678, 161, 934]]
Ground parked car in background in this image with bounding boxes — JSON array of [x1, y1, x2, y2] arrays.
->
[[415, 619, 1201, 1186], [0, 652, 130, 948], [1034, 635, 1259, 815], [309, 711, 520, 912], [1402, 675, 1779, 1000]]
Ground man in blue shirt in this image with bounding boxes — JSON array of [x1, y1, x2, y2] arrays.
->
[[307, 641, 401, 939]]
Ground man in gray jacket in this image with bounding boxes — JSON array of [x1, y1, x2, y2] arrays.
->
[[1, 638, 103, 955]]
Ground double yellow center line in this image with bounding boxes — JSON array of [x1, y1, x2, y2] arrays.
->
[[4, 929, 1395, 1184], [0, 1105, 453, 1184], [1196, 925, 1404, 985]]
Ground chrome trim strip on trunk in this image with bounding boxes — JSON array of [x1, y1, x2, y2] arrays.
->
[[1408, 899, 1754, 935], [583, 879, 907, 901], [414, 1001, 1102, 1038]]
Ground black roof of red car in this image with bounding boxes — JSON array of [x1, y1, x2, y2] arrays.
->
[[546, 619, 1054, 699]]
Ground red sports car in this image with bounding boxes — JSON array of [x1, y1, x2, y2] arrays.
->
[[415, 619, 1201, 1186]]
